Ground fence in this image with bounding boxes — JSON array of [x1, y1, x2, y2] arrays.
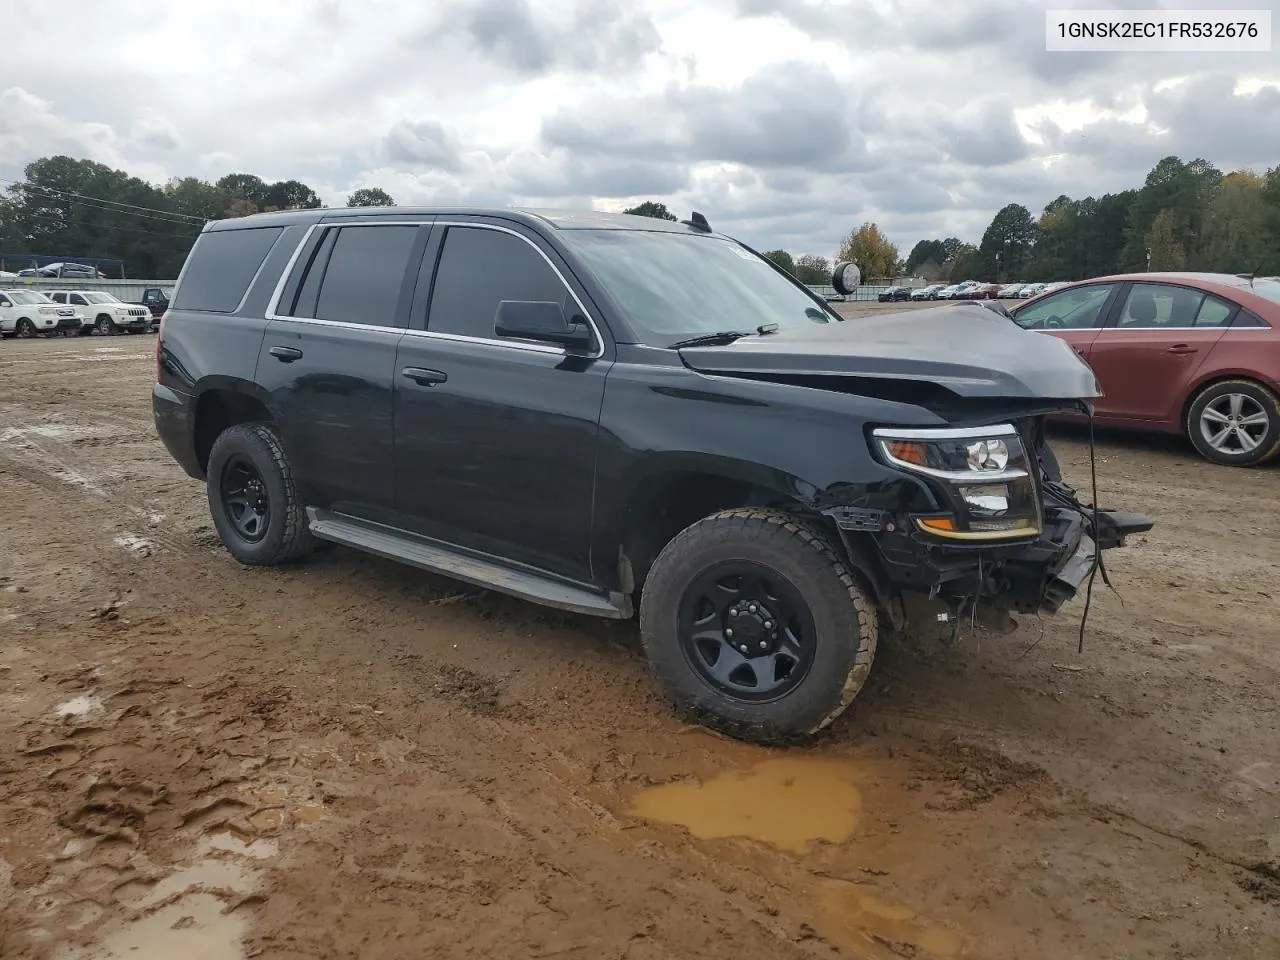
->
[[806, 284, 913, 302], [0, 278, 171, 302]]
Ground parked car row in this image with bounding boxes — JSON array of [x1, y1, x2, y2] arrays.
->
[[0, 287, 160, 338], [10, 262, 109, 279], [908, 280, 1071, 301]]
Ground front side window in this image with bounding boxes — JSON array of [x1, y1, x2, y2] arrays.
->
[[561, 229, 837, 345], [310, 225, 418, 327], [426, 226, 570, 340], [1012, 284, 1114, 330]]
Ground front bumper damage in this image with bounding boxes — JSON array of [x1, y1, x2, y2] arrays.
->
[[824, 480, 1154, 635]]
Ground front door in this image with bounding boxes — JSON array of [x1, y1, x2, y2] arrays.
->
[[256, 221, 425, 522], [392, 222, 611, 584], [1087, 282, 1232, 423]]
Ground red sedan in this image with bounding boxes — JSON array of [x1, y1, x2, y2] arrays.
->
[[1008, 272, 1280, 466]]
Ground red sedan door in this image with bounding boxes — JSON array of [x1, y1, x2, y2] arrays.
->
[[1009, 281, 1120, 363], [1087, 282, 1232, 425]]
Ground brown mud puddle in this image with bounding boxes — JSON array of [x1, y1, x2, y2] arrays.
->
[[630, 755, 966, 958]]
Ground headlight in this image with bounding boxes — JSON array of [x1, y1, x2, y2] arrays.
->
[[872, 424, 1041, 540], [38, 306, 56, 315]]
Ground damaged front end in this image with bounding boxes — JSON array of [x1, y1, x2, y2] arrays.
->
[[823, 411, 1153, 638]]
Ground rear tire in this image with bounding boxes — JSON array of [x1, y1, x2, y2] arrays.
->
[[1186, 379, 1280, 467], [639, 508, 877, 744], [206, 422, 315, 565]]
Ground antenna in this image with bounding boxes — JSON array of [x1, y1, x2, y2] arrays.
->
[[681, 211, 712, 233]]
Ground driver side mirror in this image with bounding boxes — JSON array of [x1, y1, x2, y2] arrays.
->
[[494, 300, 593, 352]]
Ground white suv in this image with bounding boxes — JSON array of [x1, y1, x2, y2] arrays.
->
[[0, 289, 85, 337], [48, 290, 152, 335]]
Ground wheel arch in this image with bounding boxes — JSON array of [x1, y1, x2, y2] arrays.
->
[[614, 464, 895, 627], [193, 379, 276, 476], [1179, 370, 1279, 434], [615, 466, 807, 599]]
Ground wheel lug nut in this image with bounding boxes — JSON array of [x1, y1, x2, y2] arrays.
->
[[748, 604, 757, 613], [764, 620, 773, 629], [725, 628, 734, 638], [739, 645, 749, 654], [758, 641, 767, 649]]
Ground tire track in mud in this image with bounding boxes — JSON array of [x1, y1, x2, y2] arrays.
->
[[0, 408, 199, 562]]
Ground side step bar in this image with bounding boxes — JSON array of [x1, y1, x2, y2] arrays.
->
[[305, 508, 633, 620]]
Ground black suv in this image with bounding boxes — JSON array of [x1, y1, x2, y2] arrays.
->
[[153, 207, 1151, 743]]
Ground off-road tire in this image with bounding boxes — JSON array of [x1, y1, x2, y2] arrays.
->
[[206, 422, 315, 565], [1186, 379, 1280, 467], [639, 507, 878, 744]]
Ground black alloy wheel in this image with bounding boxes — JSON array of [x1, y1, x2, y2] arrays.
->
[[640, 508, 878, 744], [219, 454, 271, 542], [677, 561, 816, 703]]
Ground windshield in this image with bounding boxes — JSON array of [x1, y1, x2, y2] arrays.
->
[[560, 229, 839, 345], [7, 291, 50, 304], [83, 292, 120, 304]]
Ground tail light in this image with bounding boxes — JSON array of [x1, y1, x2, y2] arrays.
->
[[155, 310, 168, 381]]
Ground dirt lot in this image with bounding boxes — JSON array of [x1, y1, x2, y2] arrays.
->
[[1, 320, 1278, 960]]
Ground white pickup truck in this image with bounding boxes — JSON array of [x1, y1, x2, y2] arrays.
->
[[0, 289, 85, 337], [47, 290, 153, 335]]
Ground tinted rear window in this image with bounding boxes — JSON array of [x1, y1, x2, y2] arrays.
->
[[313, 225, 418, 326], [172, 226, 284, 313]]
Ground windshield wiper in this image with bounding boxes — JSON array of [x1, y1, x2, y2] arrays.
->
[[670, 323, 778, 349]]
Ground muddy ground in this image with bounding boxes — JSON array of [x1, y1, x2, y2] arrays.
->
[[1, 320, 1278, 960]]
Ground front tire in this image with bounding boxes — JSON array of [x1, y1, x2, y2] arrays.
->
[[639, 508, 877, 744], [206, 422, 314, 565], [96, 315, 115, 336], [16, 318, 36, 338], [1186, 379, 1280, 467]]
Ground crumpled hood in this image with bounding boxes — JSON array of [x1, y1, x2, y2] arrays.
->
[[677, 304, 1103, 400]]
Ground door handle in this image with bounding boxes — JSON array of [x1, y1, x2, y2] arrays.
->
[[269, 345, 303, 362], [1167, 344, 1198, 355], [402, 367, 447, 386]]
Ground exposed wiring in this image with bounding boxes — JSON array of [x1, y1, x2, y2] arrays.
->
[[0, 175, 208, 224], [1078, 403, 1101, 654], [5, 205, 202, 240]]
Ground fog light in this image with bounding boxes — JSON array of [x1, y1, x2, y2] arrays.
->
[[959, 483, 1010, 514]]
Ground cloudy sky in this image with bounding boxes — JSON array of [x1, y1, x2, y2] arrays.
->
[[1, 0, 1277, 258]]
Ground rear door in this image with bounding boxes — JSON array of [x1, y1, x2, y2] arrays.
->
[[1087, 282, 1233, 422], [1009, 281, 1120, 362], [257, 220, 428, 523], [391, 221, 611, 583]]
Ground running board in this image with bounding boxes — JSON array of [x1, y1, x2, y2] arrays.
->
[[305, 508, 632, 620]]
